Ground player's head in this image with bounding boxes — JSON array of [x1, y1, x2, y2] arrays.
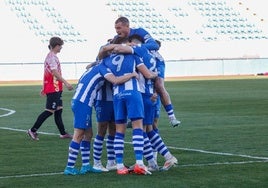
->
[[48, 36, 64, 52], [128, 34, 143, 45], [155, 39, 161, 48], [115, 16, 130, 38], [111, 36, 129, 44]]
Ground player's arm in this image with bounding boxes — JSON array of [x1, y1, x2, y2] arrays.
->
[[97, 44, 120, 60], [104, 72, 138, 85], [137, 28, 159, 50], [86, 61, 99, 69], [112, 44, 133, 54], [51, 69, 73, 90], [137, 64, 158, 80]]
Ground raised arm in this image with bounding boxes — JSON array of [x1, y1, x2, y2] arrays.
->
[[97, 44, 119, 60]]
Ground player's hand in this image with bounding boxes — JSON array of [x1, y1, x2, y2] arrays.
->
[[65, 83, 74, 91], [39, 89, 46, 97], [150, 93, 158, 102], [133, 72, 139, 79]]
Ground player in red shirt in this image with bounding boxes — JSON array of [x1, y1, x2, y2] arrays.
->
[[27, 37, 73, 140]]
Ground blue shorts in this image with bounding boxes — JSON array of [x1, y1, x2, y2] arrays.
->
[[94, 100, 114, 122], [71, 99, 92, 129], [142, 94, 156, 125], [154, 96, 161, 119], [156, 60, 165, 79], [113, 90, 144, 123]]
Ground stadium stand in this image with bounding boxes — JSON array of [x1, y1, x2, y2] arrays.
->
[[4, 0, 87, 43], [0, 0, 268, 81]]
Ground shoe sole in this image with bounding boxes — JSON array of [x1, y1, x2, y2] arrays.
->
[[171, 123, 181, 128], [160, 162, 178, 171], [92, 167, 109, 172], [134, 167, 152, 175], [27, 131, 39, 140], [64, 171, 79, 175]]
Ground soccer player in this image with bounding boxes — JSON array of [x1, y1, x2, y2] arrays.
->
[[113, 16, 159, 51], [152, 40, 181, 127], [27, 36, 73, 141], [92, 80, 117, 172], [100, 37, 158, 175], [115, 35, 178, 171], [63, 62, 138, 175], [114, 17, 180, 128]]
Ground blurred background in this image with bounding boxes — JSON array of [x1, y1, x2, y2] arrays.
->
[[1, 0, 268, 81]]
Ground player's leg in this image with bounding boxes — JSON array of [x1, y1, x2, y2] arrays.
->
[[155, 60, 181, 127], [53, 92, 72, 138], [113, 95, 129, 174], [147, 128, 178, 171], [155, 76, 181, 127], [27, 93, 55, 140], [93, 100, 115, 171], [142, 94, 159, 171], [128, 92, 151, 175], [64, 100, 94, 175], [92, 121, 109, 172], [106, 121, 117, 170], [114, 121, 128, 174], [64, 127, 85, 175]]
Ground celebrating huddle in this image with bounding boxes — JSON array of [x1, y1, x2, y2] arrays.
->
[[63, 16, 181, 175], [27, 15, 181, 176]]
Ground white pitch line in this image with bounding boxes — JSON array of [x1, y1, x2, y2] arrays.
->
[[168, 146, 268, 160], [0, 127, 59, 136], [0, 108, 16, 117], [1, 126, 268, 161], [0, 172, 63, 179], [180, 160, 268, 167], [0, 160, 268, 179]]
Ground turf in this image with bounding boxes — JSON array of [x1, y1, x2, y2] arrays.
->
[[1, 77, 268, 188]]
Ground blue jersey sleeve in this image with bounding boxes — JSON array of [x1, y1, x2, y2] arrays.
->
[[98, 63, 112, 77], [134, 54, 144, 67], [130, 28, 159, 51]]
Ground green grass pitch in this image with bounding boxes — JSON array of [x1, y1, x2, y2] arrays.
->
[[1, 77, 268, 188]]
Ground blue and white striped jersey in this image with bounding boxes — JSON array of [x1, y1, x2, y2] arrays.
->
[[132, 45, 156, 95], [72, 63, 111, 107], [95, 81, 113, 102], [102, 53, 143, 95]]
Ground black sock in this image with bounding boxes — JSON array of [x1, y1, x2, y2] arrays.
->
[[54, 109, 66, 135], [31, 111, 53, 132]]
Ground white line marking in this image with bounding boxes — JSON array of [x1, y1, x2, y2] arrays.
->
[[180, 160, 268, 167], [1, 126, 268, 180], [168, 146, 268, 160], [1, 126, 268, 160], [0, 108, 16, 117], [0, 127, 59, 136], [0, 172, 63, 179], [0, 160, 268, 179]]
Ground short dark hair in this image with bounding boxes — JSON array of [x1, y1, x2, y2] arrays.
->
[[48, 37, 64, 49], [155, 39, 161, 48], [111, 37, 129, 44], [115, 16, 129, 26], [129, 34, 143, 43]]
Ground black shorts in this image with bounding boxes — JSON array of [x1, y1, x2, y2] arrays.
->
[[46, 92, 63, 110]]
